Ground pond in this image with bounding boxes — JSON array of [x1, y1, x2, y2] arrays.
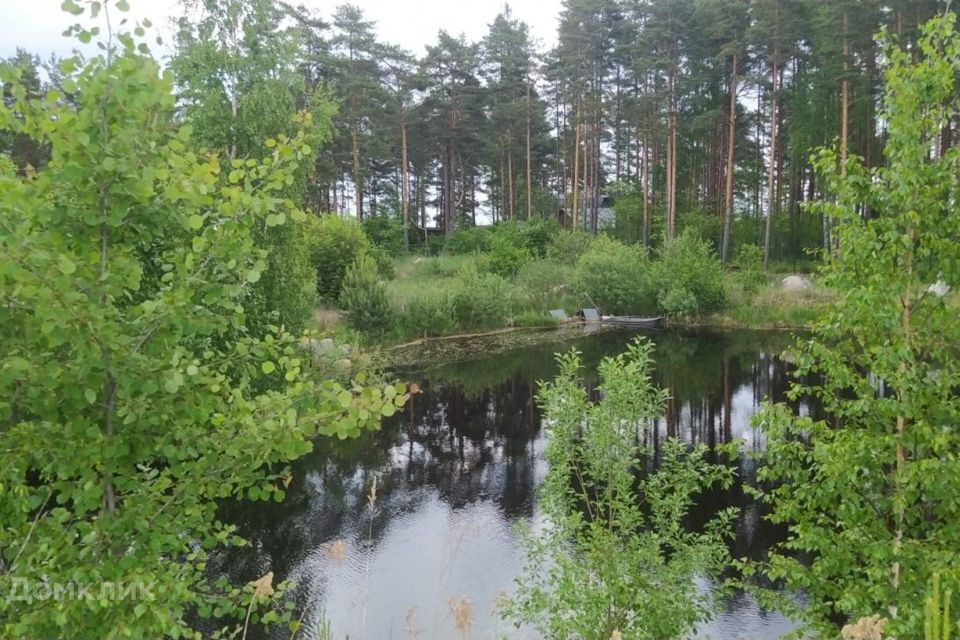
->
[[214, 328, 816, 639]]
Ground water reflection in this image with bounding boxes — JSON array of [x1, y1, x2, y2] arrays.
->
[[214, 329, 815, 639]]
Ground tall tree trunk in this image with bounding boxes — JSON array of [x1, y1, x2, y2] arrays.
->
[[841, 11, 849, 178], [351, 105, 363, 221], [445, 145, 455, 237], [401, 120, 409, 250], [526, 80, 533, 220], [763, 49, 779, 270], [507, 141, 515, 221], [642, 133, 650, 247], [615, 65, 623, 181], [722, 52, 738, 263], [572, 101, 581, 229], [583, 124, 591, 233], [666, 63, 678, 240]]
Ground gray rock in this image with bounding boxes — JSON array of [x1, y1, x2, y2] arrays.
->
[[928, 280, 950, 297], [781, 275, 812, 292], [339, 343, 352, 355]]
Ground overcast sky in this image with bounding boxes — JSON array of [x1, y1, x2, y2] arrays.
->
[[2, 0, 563, 60]]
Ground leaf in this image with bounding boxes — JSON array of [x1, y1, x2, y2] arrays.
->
[[84, 389, 97, 404], [58, 255, 76, 275], [187, 214, 203, 230], [261, 361, 276, 374], [248, 572, 274, 602]]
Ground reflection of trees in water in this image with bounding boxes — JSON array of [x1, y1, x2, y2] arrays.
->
[[212, 329, 820, 615]]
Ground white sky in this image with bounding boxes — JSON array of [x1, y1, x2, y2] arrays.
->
[[1, 0, 563, 60]]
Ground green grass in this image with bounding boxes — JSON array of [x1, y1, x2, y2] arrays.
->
[[335, 252, 834, 344], [703, 272, 834, 329]]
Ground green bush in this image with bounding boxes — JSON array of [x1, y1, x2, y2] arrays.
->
[[362, 215, 405, 256], [575, 236, 656, 315], [308, 214, 372, 302], [547, 228, 595, 263], [505, 339, 734, 639], [490, 218, 561, 257], [339, 253, 393, 334], [244, 219, 317, 336], [516, 259, 575, 312], [399, 293, 456, 337], [518, 218, 560, 257], [370, 246, 396, 279], [655, 230, 726, 317], [446, 226, 493, 254], [676, 209, 721, 250], [731, 243, 766, 293], [451, 271, 511, 331], [487, 235, 534, 277]]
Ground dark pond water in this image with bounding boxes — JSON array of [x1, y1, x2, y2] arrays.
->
[[215, 328, 816, 639]]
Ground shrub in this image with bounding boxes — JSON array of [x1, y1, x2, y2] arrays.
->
[[676, 209, 722, 250], [339, 253, 393, 334], [308, 214, 372, 302], [245, 219, 316, 336], [370, 246, 396, 280], [361, 215, 405, 256], [446, 226, 493, 254], [574, 236, 656, 315], [487, 235, 534, 277], [655, 230, 726, 317], [399, 292, 456, 337], [518, 218, 560, 257], [451, 271, 511, 331], [516, 259, 575, 312], [512, 311, 562, 328], [731, 243, 766, 293], [547, 228, 595, 263], [491, 218, 561, 257], [505, 339, 735, 639]]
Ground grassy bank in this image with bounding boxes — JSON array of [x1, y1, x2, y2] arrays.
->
[[316, 218, 833, 346]]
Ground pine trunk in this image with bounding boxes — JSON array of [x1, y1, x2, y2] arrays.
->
[[722, 52, 738, 263]]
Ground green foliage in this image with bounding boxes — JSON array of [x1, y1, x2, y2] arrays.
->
[[511, 311, 562, 328], [309, 214, 373, 302], [171, 0, 335, 335], [515, 258, 576, 312], [655, 230, 726, 317], [0, 14, 406, 639], [750, 15, 960, 638], [450, 271, 511, 331], [546, 228, 595, 263], [491, 218, 561, 258], [505, 339, 735, 639], [730, 243, 766, 294], [486, 234, 534, 277], [677, 209, 722, 250], [362, 215, 405, 256], [574, 236, 656, 315], [445, 226, 493, 254], [339, 253, 393, 334], [925, 574, 960, 640], [244, 219, 317, 336], [397, 292, 457, 338]]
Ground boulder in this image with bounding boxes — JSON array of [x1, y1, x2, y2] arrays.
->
[[781, 275, 812, 292], [928, 280, 950, 297]]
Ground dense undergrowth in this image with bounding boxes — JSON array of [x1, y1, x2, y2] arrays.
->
[[310, 215, 830, 343]]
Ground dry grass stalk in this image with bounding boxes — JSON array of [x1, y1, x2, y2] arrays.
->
[[841, 615, 888, 640], [448, 595, 473, 637]]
